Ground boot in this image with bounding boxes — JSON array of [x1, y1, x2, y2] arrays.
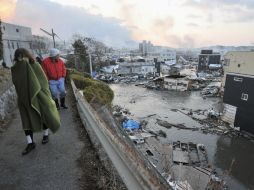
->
[[54, 99, 60, 110], [22, 143, 36, 155], [60, 97, 68, 109], [42, 135, 49, 144]]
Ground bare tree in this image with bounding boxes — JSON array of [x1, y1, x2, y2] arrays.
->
[[83, 37, 109, 69], [68, 34, 113, 73]]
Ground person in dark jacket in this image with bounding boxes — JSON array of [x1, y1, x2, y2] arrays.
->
[[11, 48, 61, 155], [36, 56, 42, 65], [42, 48, 68, 110]]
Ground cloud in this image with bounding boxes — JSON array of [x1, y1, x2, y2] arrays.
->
[[170, 35, 196, 48], [153, 17, 175, 30], [149, 17, 197, 48], [183, 0, 213, 10], [183, 0, 254, 9], [8, 0, 134, 48], [3, 0, 254, 48], [183, 0, 254, 24], [0, 0, 16, 20], [88, 4, 100, 13], [187, 23, 199, 27], [151, 17, 175, 44], [119, 3, 136, 23], [206, 13, 214, 23], [221, 6, 254, 23], [186, 14, 202, 19], [218, 0, 254, 8]]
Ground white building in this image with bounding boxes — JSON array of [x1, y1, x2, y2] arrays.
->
[[139, 40, 153, 55], [118, 60, 155, 75], [1, 22, 33, 67], [138, 41, 176, 64], [149, 49, 176, 64]]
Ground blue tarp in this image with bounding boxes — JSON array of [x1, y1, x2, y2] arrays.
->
[[92, 71, 97, 79], [122, 119, 140, 130]]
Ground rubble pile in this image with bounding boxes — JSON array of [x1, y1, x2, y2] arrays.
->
[[112, 102, 254, 188], [113, 104, 254, 142], [98, 70, 223, 96], [109, 65, 252, 189]]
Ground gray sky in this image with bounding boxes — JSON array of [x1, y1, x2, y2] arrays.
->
[[2, 0, 254, 48]]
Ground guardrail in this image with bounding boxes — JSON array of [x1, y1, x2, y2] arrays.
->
[[71, 80, 171, 190]]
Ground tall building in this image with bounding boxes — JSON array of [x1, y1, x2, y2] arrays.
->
[[222, 51, 254, 134], [198, 50, 221, 72], [138, 40, 176, 64], [139, 40, 154, 56], [1, 22, 33, 67]]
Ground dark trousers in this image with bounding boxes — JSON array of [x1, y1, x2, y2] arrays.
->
[[24, 124, 48, 141]]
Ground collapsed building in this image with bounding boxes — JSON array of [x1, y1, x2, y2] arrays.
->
[[222, 51, 254, 135], [198, 50, 222, 73], [117, 57, 155, 75]]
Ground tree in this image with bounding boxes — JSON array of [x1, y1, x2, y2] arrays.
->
[[69, 34, 111, 72], [83, 37, 109, 69], [0, 19, 3, 61], [32, 36, 48, 56], [72, 39, 89, 73]]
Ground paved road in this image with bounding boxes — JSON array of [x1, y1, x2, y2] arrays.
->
[[0, 95, 84, 190]]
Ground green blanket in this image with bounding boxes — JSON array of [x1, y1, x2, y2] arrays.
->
[[11, 59, 60, 133]]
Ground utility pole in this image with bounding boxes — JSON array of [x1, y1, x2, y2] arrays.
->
[[40, 28, 61, 48], [89, 53, 92, 76], [52, 29, 55, 48]]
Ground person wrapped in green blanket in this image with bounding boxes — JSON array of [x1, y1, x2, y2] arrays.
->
[[11, 48, 61, 155]]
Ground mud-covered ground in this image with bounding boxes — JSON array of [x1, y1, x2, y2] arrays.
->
[[110, 83, 254, 190]]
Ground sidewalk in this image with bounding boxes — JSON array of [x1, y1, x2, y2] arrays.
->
[[0, 92, 102, 190]]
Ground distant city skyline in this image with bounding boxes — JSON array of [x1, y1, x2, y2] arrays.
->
[[1, 0, 254, 48]]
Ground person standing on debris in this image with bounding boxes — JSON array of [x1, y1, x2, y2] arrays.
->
[[11, 48, 61, 155], [42, 48, 68, 110]]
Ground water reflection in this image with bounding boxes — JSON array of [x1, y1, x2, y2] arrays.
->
[[215, 136, 254, 189], [110, 84, 253, 189]]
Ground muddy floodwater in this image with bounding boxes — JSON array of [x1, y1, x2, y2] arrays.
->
[[110, 83, 254, 190]]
